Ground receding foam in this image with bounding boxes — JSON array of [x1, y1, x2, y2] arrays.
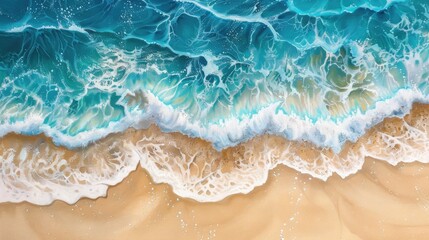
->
[[1, 104, 429, 204]]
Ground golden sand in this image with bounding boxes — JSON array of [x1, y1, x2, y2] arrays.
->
[[1, 104, 429, 239], [2, 160, 429, 240]]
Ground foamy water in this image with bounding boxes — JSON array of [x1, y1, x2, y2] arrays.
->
[[1, 104, 429, 204]]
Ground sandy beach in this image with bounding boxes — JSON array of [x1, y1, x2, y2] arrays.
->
[[2, 159, 429, 240], [1, 104, 429, 239]]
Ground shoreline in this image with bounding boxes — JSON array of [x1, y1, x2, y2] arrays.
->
[[0, 103, 429, 204]]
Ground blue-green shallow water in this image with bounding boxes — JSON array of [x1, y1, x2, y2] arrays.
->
[[1, 0, 429, 150]]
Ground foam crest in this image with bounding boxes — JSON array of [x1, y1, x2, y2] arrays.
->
[[1, 85, 426, 152], [5, 24, 87, 34]]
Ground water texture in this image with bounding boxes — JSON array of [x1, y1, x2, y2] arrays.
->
[[1, 0, 429, 149]]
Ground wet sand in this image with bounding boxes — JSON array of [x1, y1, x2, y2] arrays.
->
[[2, 159, 429, 240]]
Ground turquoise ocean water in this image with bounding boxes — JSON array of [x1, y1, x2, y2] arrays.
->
[[1, 0, 429, 150]]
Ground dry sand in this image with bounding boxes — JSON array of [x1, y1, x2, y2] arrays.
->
[[2, 159, 429, 240]]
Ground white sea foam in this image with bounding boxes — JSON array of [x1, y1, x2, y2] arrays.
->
[[0, 140, 140, 205], [5, 23, 87, 34]]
